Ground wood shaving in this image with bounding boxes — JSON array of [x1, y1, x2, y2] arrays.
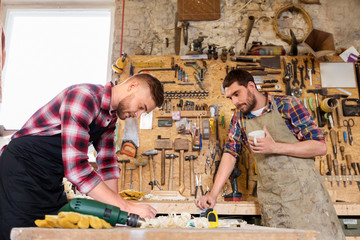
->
[[63, 178, 92, 200], [141, 212, 209, 228], [143, 193, 186, 201]]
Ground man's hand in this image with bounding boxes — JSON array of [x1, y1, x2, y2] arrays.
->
[[248, 126, 276, 154], [127, 202, 157, 219], [194, 193, 217, 209]]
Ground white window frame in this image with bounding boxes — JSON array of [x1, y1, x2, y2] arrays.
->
[[0, 0, 115, 132]]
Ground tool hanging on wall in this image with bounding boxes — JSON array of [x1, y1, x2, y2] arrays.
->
[[112, 53, 128, 74], [141, 150, 161, 190], [154, 137, 173, 186], [120, 118, 139, 158]]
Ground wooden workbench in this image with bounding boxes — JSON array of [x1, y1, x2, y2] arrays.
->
[[146, 200, 360, 216], [10, 225, 319, 240]]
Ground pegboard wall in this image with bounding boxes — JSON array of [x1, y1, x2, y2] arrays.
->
[[115, 55, 360, 204]]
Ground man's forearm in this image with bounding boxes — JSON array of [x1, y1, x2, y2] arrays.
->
[[87, 181, 131, 212], [273, 140, 327, 158], [209, 153, 237, 198]]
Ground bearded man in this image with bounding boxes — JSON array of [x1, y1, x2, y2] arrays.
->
[[195, 69, 345, 240], [0, 73, 163, 239]]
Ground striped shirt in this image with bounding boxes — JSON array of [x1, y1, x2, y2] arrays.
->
[[224, 94, 325, 160], [6, 82, 120, 193]]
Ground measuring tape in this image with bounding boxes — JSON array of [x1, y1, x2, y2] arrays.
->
[[200, 208, 218, 228]]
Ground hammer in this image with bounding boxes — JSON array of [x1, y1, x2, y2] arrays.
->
[[306, 88, 328, 127], [134, 158, 148, 192], [141, 149, 161, 190], [118, 159, 130, 190], [185, 155, 198, 195], [165, 154, 178, 190]]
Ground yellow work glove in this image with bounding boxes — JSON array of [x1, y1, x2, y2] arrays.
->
[[119, 189, 145, 200], [35, 211, 113, 229]]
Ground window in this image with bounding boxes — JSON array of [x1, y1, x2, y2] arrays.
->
[[0, 5, 113, 129]]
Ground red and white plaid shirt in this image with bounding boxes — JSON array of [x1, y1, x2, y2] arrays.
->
[[5, 82, 120, 193]]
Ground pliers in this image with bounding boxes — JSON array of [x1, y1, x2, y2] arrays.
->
[[195, 175, 204, 199]]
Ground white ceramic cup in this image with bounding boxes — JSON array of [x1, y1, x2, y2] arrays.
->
[[248, 130, 265, 146]]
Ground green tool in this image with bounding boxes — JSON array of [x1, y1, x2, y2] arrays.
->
[[59, 198, 144, 227], [308, 97, 316, 120]]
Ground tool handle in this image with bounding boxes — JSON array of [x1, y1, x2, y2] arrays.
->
[[333, 158, 339, 175], [121, 163, 126, 190], [330, 130, 337, 157], [161, 150, 165, 185], [231, 57, 257, 63], [316, 106, 325, 127], [139, 166, 143, 192], [320, 158, 325, 175], [149, 158, 155, 186], [346, 154, 352, 170], [179, 150, 184, 184], [190, 160, 195, 195], [326, 154, 332, 172], [169, 159, 174, 191]]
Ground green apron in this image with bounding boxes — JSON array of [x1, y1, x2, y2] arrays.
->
[[242, 96, 345, 240]]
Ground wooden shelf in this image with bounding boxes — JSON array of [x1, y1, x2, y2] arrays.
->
[[142, 200, 360, 216]]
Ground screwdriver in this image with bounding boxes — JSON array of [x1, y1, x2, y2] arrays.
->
[[345, 154, 353, 185], [326, 154, 333, 187], [320, 157, 325, 176], [330, 130, 338, 159], [333, 157, 340, 187], [340, 145, 345, 160], [341, 163, 346, 187]]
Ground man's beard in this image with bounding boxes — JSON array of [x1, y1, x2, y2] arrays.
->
[[116, 94, 132, 120], [237, 89, 256, 115]]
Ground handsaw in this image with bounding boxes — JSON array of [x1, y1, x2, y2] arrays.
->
[[230, 55, 281, 69], [120, 118, 139, 157], [174, 12, 181, 55]]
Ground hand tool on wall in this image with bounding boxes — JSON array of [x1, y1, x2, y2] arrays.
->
[[141, 150, 161, 190], [195, 174, 204, 199], [307, 88, 328, 127], [333, 156, 340, 187], [243, 16, 255, 54], [121, 118, 139, 158], [304, 58, 310, 80], [326, 154, 333, 187], [118, 159, 130, 190], [174, 12, 181, 55], [127, 167, 136, 190], [282, 59, 292, 95], [345, 153, 352, 185], [185, 155, 197, 195], [154, 137, 173, 186], [340, 146, 345, 161], [320, 156, 325, 176], [322, 94, 348, 127], [343, 118, 354, 145], [330, 130, 338, 159], [112, 53, 127, 74], [210, 104, 222, 142], [230, 55, 281, 69], [134, 158, 148, 192], [341, 164, 347, 187], [342, 99, 360, 116], [298, 65, 306, 89], [60, 198, 144, 227], [166, 154, 178, 190], [347, 155, 360, 191], [291, 59, 299, 86], [174, 138, 189, 194], [181, 21, 189, 45], [250, 70, 282, 76]]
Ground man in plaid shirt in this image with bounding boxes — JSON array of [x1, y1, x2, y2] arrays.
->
[[195, 69, 345, 240], [0, 73, 163, 239]]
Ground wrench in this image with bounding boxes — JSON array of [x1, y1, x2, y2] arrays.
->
[[304, 59, 310, 80], [291, 59, 299, 86], [298, 65, 306, 89]]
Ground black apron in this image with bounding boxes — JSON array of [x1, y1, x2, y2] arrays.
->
[[0, 120, 108, 240]]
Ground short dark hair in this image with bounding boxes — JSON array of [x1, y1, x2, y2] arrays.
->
[[133, 73, 164, 108], [223, 69, 255, 89]]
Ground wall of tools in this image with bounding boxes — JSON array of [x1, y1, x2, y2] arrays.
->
[[116, 55, 360, 204]]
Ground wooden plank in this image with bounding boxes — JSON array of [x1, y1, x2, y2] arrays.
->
[[11, 226, 318, 240], [155, 110, 210, 118]]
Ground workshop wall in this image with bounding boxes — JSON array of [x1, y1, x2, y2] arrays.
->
[[111, 0, 360, 65]]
